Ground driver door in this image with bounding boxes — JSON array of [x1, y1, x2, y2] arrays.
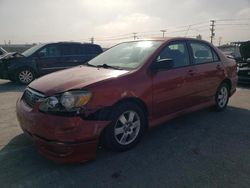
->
[[152, 41, 195, 120]]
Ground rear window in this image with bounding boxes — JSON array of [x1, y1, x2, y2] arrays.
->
[[60, 43, 102, 56], [190, 42, 219, 64], [83, 44, 103, 54]]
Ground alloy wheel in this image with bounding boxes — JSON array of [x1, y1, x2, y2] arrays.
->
[[18, 70, 34, 84], [114, 110, 141, 145], [217, 86, 228, 108]]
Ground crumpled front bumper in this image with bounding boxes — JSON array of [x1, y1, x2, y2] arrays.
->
[[16, 98, 110, 163]]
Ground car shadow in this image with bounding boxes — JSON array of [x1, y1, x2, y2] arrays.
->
[[238, 83, 250, 89], [0, 106, 250, 187], [0, 80, 26, 93]]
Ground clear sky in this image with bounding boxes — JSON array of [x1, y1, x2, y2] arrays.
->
[[0, 0, 249, 47]]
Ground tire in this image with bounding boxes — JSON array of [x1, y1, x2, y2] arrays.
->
[[102, 102, 146, 151], [15, 68, 35, 85], [215, 83, 229, 111]]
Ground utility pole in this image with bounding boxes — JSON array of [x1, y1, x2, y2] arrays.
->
[[210, 20, 215, 44], [90, 37, 94, 44], [218, 37, 222, 46], [133, 33, 137, 40], [160, 30, 166, 37], [185, 25, 191, 37], [196, 34, 202, 40]]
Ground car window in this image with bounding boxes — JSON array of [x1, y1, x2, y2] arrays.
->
[[158, 42, 190, 68], [83, 44, 102, 54], [93, 45, 103, 54], [190, 42, 215, 64], [61, 44, 82, 56], [39, 45, 60, 57], [212, 50, 220, 62], [0, 50, 3, 55]]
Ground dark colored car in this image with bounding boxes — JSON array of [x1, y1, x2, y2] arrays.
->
[[16, 38, 237, 163], [0, 42, 103, 84], [237, 41, 250, 83]]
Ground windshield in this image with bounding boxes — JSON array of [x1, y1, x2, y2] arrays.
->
[[88, 41, 162, 69], [22, 44, 45, 57]]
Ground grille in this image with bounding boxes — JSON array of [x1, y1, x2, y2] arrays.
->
[[238, 69, 250, 76], [23, 88, 45, 108]]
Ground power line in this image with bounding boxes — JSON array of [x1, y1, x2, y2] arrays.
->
[[173, 21, 208, 29], [216, 18, 250, 22], [216, 23, 250, 26], [88, 19, 250, 44]]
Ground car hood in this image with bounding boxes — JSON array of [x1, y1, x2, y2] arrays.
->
[[29, 66, 129, 96], [240, 41, 250, 60], [0, 52, 23, 61]]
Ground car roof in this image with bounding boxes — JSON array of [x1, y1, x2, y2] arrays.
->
[[122, 37, 211, 44], [41, 42, 101, 46]]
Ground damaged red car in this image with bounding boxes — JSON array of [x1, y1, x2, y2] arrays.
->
[[16, 38, 238, 163]]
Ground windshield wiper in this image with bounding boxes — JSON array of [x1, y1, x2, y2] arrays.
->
[[84, 62, 98, 67], [96, 64, 123, 70], [84, 63, 123, 70]]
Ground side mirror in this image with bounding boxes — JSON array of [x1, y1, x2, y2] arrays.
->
[[151, 58, 173, 71], [37, 52, 45, 58], [247, 58, 250, 63]]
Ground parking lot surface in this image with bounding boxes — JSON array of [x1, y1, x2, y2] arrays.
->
[[0, 79, 250, 188]]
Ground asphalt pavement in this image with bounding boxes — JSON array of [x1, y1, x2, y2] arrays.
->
[[0, 79, 250, 188]]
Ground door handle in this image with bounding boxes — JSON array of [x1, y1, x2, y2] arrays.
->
[[216, 64, 222, 70], [187, 69, 195, 76]]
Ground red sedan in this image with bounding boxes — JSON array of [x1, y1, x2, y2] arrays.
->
[[16, 38, 238, 163]]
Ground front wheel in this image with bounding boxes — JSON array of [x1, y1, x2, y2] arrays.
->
[[102, 102, 146, 151], [215, 83, 229, 111], [15, 68, 35, 84]]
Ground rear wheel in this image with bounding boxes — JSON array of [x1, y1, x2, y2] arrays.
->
[[102, 102, 146, 151], [15, 68, 35, 84], [215, 83, 229, 111]]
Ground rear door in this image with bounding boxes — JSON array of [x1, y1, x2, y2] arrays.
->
[[186, 40, 225, 105], [152, 40, 194, 120]]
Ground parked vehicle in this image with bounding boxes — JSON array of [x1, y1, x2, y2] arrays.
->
[[219, 41, 250, 83], [237, 41, 250, 83], [16, 38, 238, 163], [0, 47, 8, 58], [218, 44, 241, 61], [0, 42, 103, 84]]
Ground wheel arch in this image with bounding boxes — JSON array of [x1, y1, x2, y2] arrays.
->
[[16, 65, 37, 74], [221, 78, 232, 96], [112, 97, 149, 123], [98, 97, 149, 149]]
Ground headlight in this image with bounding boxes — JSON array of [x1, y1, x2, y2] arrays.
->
[[39, 90, 92, 113]]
